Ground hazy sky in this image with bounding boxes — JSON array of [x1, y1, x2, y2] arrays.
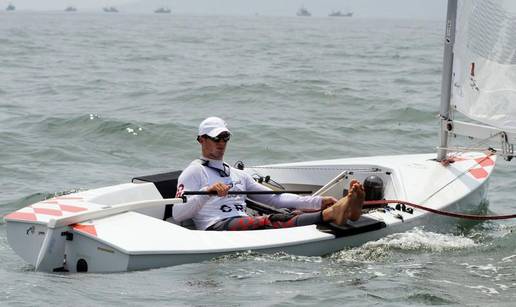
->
[[3, 0, 446, 19]]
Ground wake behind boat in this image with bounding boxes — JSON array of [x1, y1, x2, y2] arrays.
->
[[4, 0, 516, 273]]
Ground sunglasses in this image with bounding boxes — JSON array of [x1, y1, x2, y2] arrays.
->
[[204, 133, 231, 143]]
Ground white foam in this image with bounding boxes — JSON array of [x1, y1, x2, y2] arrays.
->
[[430, 279, 501, 296], [466, 263, 498, 273], [331, 228, 477, 262], [501, 254, 516, 262], [466, 285, 500, 295], [496, 283, 509, 291], [216, 251, 323, 264], [362, 227, 477, 252], [89, 113, 100, 120], [125, 126, 143, 136], [405, 269, 420, 278]]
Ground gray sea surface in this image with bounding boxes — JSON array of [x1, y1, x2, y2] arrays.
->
[[1, 12, 515, 306]]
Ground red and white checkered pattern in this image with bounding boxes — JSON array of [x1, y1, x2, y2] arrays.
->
[[450, 153, 495, 180], [4, 196, 102, 225]]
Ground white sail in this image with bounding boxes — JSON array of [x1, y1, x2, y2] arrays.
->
[[451, 0, 516, 133]]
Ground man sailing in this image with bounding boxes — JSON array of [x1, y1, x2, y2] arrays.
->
[[173, 117, 364, 231]]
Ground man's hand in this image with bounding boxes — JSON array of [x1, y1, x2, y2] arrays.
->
[[321, 196, 338, 210], [207, 182, 231, 197]]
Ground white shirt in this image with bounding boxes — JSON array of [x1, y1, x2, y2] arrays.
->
[[173, 158, 323, 230]]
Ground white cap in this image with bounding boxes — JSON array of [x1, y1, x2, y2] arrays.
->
[[198, 117, 231, 137]]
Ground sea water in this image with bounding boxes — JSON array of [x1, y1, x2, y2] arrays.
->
[[1, 12, 515, 306]]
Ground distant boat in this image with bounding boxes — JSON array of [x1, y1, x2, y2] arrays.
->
[[329, 10, 353, 17], [65, 6, 77, 12], [103, 6, 118, 13], [6, 3, 15, 11], [154, 7, 171, 14], [296, 7, 311, 17]]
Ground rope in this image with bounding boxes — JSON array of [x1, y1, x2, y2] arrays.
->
[[440, 125, 515, 160], [364, 199, 516, 220], [445, 109, 503, 156], [438, 145, 514, 160]]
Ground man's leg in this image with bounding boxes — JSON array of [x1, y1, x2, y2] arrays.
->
[[209, 212, 325, 231], [209, 180, 365, 231]]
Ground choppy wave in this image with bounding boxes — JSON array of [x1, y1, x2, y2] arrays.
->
[[384, 106, 435, 122], [36, 114, 145, 137], [30, 114, 194, 147], [213, 250, 323, 265], [405, 293, 455, 305]]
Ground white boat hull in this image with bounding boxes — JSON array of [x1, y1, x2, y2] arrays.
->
[[4, 152, 495, 272]]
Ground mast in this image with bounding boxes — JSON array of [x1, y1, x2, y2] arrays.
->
[[437, 0, 458, 161]]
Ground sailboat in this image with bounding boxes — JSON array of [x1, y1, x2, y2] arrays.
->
[[103, 6, 118, 13], [154, 7, 171, 14], [329, 10, 353, 17], [296, 6, 311, 17], [4, 0, 515, 273]]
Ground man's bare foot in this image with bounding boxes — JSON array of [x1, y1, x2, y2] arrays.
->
[[348, 181, 365, 221], [321, 180, 365, 225], [327, 195, 350, 225]]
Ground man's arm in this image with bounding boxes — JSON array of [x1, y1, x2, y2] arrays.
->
[[243, 173, 325, 210], [172, 165, 210, 222], [172, 165, 234, 222]]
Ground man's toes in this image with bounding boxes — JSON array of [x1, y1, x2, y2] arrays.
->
[[350, 183, 361, 196], [358, 186, 365, 200], [349, 179, 359, 191]]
